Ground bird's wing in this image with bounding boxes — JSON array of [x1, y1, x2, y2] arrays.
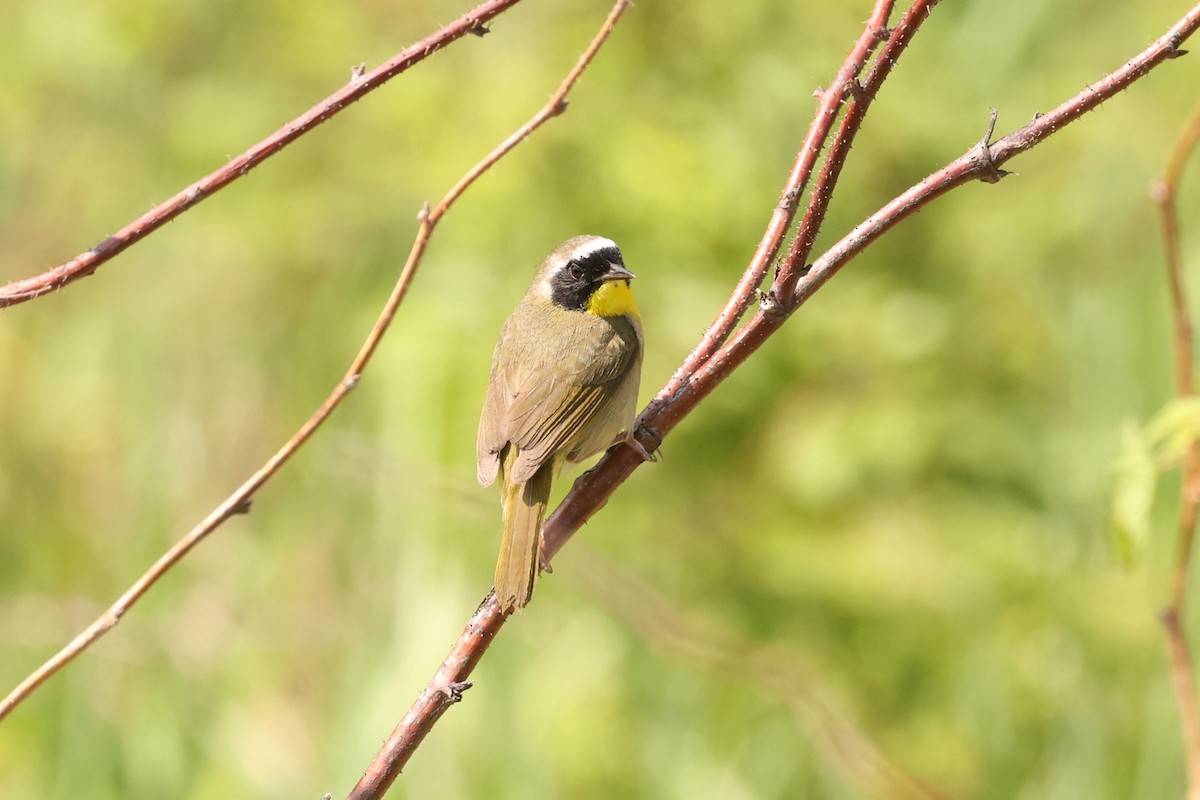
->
[[479, 319, 638, 485]]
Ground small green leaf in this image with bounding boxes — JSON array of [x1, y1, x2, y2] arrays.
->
[[1110, 419, 1158, 567], [1143, 397, 1200, 465]]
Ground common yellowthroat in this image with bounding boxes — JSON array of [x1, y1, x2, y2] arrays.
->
[[477, 235, 646, 613]]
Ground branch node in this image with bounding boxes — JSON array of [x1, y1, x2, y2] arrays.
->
[[468, 21, 491, 37], [438, 681, 473, 703], [551, 97, 570, 116], [780, 184, 803, 211], [845, 78, 870, 102], [90, 236, 121, 258], [973, 108, 1010, 184], [1150, 179, 1171, 205], [349, 63, 367, 83], [231, 498, 253, 516], [416, 201, 431, 222], [758, 289, 789, 319]]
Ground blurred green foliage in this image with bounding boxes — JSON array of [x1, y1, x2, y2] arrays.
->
[[2, 1, 1200, 797]]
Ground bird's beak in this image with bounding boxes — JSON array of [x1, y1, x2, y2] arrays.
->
[[601, 263, 636, 282]]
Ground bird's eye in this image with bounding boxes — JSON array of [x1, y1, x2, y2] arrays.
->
[[567, 261, 585, 281]]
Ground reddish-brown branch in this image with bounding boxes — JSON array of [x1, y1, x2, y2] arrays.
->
[[377, 0, 1200, 788], [349, 598, 505, 800], [0, 0, 526, 309], [0, 0, 626, 726], [347, 2, 633, 797], [773, 0, 940, 303], [665, 0, 896, 391], [1153, 98, 1200, 798]]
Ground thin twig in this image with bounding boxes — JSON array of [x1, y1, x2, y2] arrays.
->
[[1152, 98, 1200, 799], [0, 0, 605, 725], [0, 0, 526, 309], [347, 3, 632, 797]]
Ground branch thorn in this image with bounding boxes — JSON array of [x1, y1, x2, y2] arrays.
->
[[349, 63, 366, 83], [469, 21, 491, 37]]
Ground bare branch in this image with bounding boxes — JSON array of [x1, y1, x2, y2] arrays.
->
[[666, 0, 898, 387], [783, 2, 1200, 312], [1153, 98, 1200, 797], [772, 0, 940, 303], [0, 0, 620, 725], [0, 0, 526, 309]]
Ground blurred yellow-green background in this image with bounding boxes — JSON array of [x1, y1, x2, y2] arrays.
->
[[3, 1, 1200, 797]]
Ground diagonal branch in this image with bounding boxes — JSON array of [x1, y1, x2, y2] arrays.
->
[[1152, 98, 1200, 799], [0, 0, 526, 309], [664, 0, 897, 391], [346, 4, 632, 797], [365, 0, 934, 790], [0, 0, 623, 725], [772, 0, 940, 304], [374, 0, 1200, 790]]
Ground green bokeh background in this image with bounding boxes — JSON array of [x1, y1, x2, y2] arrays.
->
[[3, 1, 1200, 797]]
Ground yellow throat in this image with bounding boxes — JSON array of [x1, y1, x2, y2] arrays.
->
[[587, 280, 639, 318]]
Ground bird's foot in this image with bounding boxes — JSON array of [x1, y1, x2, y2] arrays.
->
[[614, 424, 659, 463]]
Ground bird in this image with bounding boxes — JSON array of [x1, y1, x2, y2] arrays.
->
[[477, 235, 647, 613]]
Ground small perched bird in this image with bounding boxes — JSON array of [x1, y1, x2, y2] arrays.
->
[[477, 235, 646, 613]]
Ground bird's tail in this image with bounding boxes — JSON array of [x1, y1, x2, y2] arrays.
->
[[494, 456, 554, 613]]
